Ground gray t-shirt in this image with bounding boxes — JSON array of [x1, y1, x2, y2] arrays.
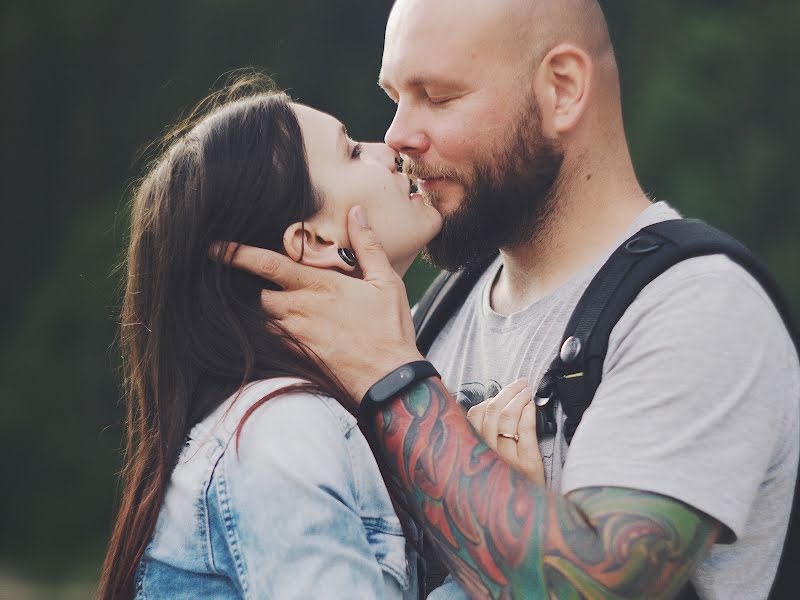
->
[[426, 202, 799, 599]]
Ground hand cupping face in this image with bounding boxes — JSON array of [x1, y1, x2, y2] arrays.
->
[[285, 104, 442, 278], [213, 206, 425, 401]]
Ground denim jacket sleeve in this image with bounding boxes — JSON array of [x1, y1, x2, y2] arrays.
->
[[212, 385, 407, 599]]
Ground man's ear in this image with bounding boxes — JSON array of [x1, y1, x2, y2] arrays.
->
[[283, 221, 356, 272], [534, 43, 592, 136]]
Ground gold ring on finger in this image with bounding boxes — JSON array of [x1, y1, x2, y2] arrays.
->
[[497, 432, 520, 442]]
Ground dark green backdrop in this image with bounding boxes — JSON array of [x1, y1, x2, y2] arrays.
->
[[1, 0, 797, 587]]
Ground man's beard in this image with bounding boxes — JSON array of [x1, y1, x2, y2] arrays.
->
[[410, 103, 564, 273]]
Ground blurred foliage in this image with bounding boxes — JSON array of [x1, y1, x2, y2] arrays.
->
[[0, 0, 797, 586]]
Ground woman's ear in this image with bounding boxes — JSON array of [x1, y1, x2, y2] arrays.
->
[[283, 221, 356, 272]]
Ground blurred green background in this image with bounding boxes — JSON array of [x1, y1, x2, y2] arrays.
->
[[1, 0, 798, 596]]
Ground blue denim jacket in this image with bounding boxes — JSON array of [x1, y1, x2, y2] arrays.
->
[[135, 378, 417, 599]]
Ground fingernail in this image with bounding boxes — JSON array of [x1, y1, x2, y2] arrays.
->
[[209, 241, 222, 258], [353, 206, 369, 228]]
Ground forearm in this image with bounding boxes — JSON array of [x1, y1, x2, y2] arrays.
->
[[374, 377, 717, 600]]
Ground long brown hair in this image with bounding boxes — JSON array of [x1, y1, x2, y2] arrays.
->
[[99, 73, 414, 599]]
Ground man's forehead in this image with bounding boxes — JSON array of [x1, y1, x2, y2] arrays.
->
[[381, 0, 526, 85], [385, 0, 525, 34]]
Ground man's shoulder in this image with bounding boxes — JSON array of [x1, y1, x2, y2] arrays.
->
[[612, 252, 795, 355], [603, 251, 800, 417], [648, 252, 771, 290], [565, 250, 799, 545], [629, 253, 789, 327]]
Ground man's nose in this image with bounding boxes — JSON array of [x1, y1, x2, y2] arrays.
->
[[362, 142, 402, 172], [384, 103, 430, 156]]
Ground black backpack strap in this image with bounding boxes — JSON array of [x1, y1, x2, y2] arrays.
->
[[534, 217, 799, 600], [535, 218, 799, 443], [413, 270, 454, 346], [413, 252, 499, 356]]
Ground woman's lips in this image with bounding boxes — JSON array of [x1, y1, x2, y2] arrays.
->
[[409, 192, 435, 208], [417, 177, 445, 192]]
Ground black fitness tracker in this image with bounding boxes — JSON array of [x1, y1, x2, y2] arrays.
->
[[359, 360, 440, 423]]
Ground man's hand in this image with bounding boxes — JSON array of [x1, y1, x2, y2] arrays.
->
[[215, 206, 424, 401]]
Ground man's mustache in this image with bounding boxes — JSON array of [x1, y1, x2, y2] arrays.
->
[[405, 160, 466, 182]]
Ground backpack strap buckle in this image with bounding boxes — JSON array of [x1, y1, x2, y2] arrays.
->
[[535, 362, 587, 441], [534, 367, 561, 436]]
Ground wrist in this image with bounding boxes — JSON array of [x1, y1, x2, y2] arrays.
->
[[358, 360, 439, 426], [352, 350, 425, 402]]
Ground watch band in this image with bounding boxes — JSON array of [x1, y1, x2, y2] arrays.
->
[[359, 361, 440, 424]]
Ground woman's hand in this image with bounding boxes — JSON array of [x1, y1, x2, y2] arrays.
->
[[466, 379, 544, 484]]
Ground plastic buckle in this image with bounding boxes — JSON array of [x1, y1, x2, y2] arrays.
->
[[535, 369, 560, 435], [624, 234, 661, 255], [536, 401, 558, 436]]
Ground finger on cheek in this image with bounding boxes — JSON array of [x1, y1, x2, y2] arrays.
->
[[350, 205, 370, 229], [347, 205, 397, 282], [348, 206, 375, 251]]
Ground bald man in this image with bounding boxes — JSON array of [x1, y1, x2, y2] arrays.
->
[[227, 1, 799, 598]]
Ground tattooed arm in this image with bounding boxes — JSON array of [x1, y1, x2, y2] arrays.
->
[[220, 226, 721, 598], [376, 377, 720, 600]]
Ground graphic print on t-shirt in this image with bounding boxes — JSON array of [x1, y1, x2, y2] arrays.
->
[[455, 380, 502, 412]]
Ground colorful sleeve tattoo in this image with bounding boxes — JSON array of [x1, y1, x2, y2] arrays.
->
[[375, 377, 720, 599]]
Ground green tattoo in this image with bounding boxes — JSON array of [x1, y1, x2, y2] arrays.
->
[[375, 378, 719, 599]]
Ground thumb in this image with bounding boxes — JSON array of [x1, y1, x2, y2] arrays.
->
[[347, 205, 395, 283]]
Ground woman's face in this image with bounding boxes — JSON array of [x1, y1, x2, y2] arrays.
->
[[285, 104, 442, 275]]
